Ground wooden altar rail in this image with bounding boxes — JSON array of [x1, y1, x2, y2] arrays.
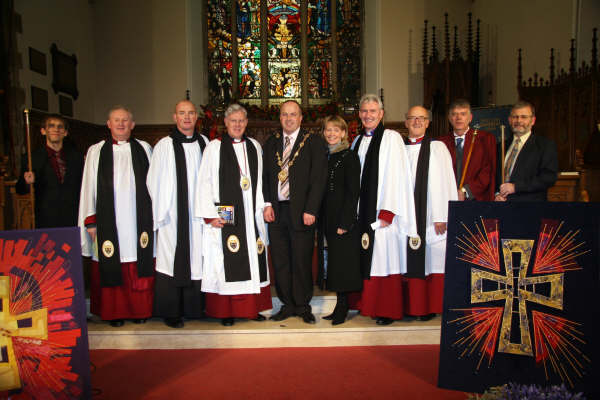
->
[[4, 113, 586, 231]]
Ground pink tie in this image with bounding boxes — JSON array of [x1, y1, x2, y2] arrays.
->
[[280, 136, 291, 200]]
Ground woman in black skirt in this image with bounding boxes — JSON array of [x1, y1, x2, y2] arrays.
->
[[318, 115, 362, 325]]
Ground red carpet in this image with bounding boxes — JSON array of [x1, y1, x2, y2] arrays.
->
[[90, 345, 468, 399]]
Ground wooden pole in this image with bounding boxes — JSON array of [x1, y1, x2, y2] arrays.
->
[[500, 125, 505, 183], [458, 129, 478, 189], [24, 109, 35, 227]]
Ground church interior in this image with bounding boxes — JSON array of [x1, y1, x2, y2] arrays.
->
[[1, 0, 599, 398]]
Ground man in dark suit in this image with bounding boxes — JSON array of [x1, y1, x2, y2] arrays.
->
[[16, 114, 83, 228], [495, 100, 558, 201], [262, 100, 327, 324], [438, 99, 497, 201]]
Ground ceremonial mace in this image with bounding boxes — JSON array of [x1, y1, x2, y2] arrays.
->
[[24, 109, 35, 227], [500, 125, 506, 183], [458, 124, 479, 190]]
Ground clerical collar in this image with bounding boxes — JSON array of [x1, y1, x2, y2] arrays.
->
[[232, 137, 245, 144], [172, 128, 199, 143], [364, 130, 374, 137], [111, 138, 130, 145], [407, 136, 424, 145]]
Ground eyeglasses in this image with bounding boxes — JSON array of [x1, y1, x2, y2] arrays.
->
[[406, 116, 428, 122], [509, 115, 533, 120]]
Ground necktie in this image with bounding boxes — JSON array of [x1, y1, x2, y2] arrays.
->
[[455, 137, 464, 183], [504, 137, 521, 180], [280, 135, 291, 200]]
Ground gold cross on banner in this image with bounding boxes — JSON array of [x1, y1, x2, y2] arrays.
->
[[0, 276, 48, 391], [471, 239, 564, 356]]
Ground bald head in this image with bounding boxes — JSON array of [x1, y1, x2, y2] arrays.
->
[[173, 100, 198, 136], [404, 105, 430, 138]]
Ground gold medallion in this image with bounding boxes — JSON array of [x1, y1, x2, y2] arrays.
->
[[102, 240, 115, 258], [140, 231, 149, 248], [409, 235, 422, 250], [240, 175, 250, 191], [278, 169, 288, 182], [227, 235, 240, 253], [361, 233, 370, 250], [257, 238, 265, 254]]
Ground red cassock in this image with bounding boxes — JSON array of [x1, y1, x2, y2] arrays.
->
[[205, 286, 272, 319], [349, 275, 405, 319], [90, 261, 154, 320], [438, 129, 497, 201], [402, 274, 445, 316], [347, 211, 406, 320]]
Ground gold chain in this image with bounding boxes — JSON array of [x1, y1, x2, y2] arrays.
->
[[276, 133, 310, 171]]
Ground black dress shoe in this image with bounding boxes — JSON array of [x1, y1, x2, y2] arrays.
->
[[300, 311, 316, 324], [418, 313, 436, 321], [164, 317, 184, 328], [109, 319, 125, 327], [221, 318, 234, 326], [332, 306, 349, 326], [132, 318, 147, 324], [269, 308, 294, 321], [323, 305, 337, 320], [253, 313, 266, 321], [376, 317, 393, 326]]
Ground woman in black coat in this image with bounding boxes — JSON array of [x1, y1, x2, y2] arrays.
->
[[317, 115, 362, 325]]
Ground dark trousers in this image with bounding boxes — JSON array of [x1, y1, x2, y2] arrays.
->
[[153, 272, 204, 319], [269, 201, 314, 315]]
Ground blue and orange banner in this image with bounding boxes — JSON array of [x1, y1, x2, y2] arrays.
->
[[0, 227, 90, 399]]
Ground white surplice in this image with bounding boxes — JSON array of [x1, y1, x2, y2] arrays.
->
[[195, 138, 270, 295], [351, 129, 418, 277], [146, 135, 209, 280], [406, 139, 458, 275], [78, 139, 153, 261]]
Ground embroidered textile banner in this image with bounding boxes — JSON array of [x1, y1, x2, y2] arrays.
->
[[472, 105, 512, 143], [438, 202, 599, 397], [0, 227, 91, 399]]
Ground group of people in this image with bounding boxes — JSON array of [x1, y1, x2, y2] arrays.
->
[[16, 94, 558, 328]]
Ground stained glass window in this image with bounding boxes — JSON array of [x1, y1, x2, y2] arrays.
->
[[206, 0, 362, 109], [237, 0, 262, 102], [207, 0, 233, 104], [268, 0, 301, 101], [336, 0, 361, 105]]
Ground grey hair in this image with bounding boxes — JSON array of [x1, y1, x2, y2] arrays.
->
[[359, 94, 384, 110], [512, 100, 535, 116], [405, 106, 432, 121], [448, 98, 471, 114], [225, 103, 248, 118], [107, 105, 133, 120]]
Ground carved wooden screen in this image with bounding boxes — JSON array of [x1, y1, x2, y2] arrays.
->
[[423, 13, 481, 138], [517, 30, 600, 171]]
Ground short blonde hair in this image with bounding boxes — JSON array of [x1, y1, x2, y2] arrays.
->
[[322, 115, 350, 148], [323, 115, 348, 134]]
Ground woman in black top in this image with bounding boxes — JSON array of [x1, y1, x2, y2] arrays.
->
[[318, 115, 362, 325]]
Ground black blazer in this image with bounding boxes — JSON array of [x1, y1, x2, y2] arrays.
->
[[16, 143, 84, 228], [263, 130, 328, 231], [497, 133, 558, 201]]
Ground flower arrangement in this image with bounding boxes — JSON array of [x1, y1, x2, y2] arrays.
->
[[467, 383, 585, 400]]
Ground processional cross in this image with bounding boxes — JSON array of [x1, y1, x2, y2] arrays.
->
[[471, 239, 563, 356], [0, 275, 48, 390]]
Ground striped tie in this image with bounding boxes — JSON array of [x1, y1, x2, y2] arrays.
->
[[280, 135, 291, 200], [504, 137, 521, 180]]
